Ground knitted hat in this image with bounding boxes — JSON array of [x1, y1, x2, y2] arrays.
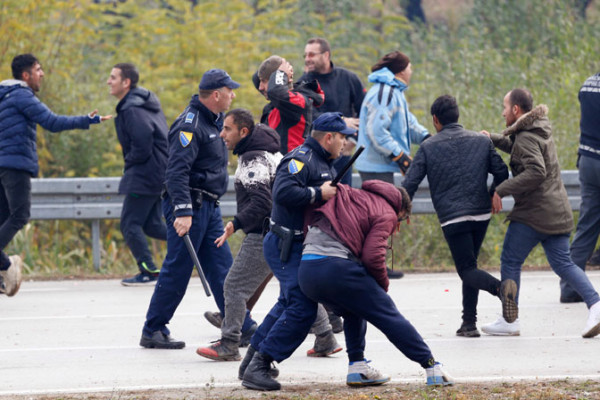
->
[[371, 51, 410, 74], [258, 55, 283, 81]]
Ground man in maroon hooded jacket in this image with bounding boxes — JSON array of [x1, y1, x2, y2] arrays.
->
[[298, 180, 453, 387]]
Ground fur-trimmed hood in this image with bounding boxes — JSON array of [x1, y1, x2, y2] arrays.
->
[[502, 104, 551, 139]]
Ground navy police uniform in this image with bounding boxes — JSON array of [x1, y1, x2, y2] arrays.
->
[[249, 136, 335, 362], [143, 94, 254, 338]]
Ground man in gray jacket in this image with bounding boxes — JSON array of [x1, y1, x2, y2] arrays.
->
[[107, 63, 168, 286], [481, 88, 600, 338]]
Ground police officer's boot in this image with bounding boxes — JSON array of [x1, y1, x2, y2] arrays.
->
[[238, 345, 279, 380], [241, 351, 281, 391]]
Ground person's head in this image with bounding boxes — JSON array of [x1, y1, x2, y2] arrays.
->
[[12, 54, 43, 92], [311, 112, 356, 159], [430, 95, 459, 132], [371, 51, 412, 83], [107, 63, 139, 100], [503, 88, 533, 127], [198, 69, 240, 114], [304, 37, 331, 74], [220, 108, 254, 150], [257, 55, 283, 98]]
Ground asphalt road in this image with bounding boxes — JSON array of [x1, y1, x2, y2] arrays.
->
[[1, 270, 599, 397]]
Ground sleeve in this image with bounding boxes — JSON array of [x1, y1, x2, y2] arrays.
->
[[495, 134, 546, 198], [19, 92, 90, 132], [407, 110, 430, 144], [364, 85, 402, 157], [121, 108, 154, 165], [273, 157, 320, 207], [234, 154, 274, 233], [361, 214, 395, 292], [165, 118, 198, 217], [401, 146, 427, 199], [490, 132, 513, 154], [488, 141, 509, 195], [349, 73, 366, 117], [267, 70, 306, 114]]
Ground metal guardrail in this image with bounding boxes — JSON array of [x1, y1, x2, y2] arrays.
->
[[30, 171, 582, 271]]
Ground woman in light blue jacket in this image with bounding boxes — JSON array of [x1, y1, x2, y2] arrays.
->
[[356, 51, 430, 184]]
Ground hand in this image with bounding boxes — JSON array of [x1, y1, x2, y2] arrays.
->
[[173, 216, 192, 237], [480, 130, 491, 138], [391, 151, 412, 175], [88, 109, 112, 122], [320, 181, 337, 201], [343, 117, 359, 130], [214, 221, 234, 247], [342, 139, 356, 156], [279, 59, 294, 81], [491, 192, 503, 214]]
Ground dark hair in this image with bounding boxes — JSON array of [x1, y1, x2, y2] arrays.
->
[[371, 51, 410, 74], [508, 88, 533, 113], [307, 37, 331, 56], [398, 186, 412, 215], [430, 94, 460, 126], [113, 63, 139, 89], [225, 108, 255, 133], [11, 54, 39, 80]]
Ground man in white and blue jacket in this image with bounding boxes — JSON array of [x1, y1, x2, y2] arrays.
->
[[356, 51, 430, 184], [0, 54, 109, 297]]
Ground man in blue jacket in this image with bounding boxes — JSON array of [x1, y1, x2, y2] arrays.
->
[[0, 53, 110, 297], [107, 63, 168, 286]]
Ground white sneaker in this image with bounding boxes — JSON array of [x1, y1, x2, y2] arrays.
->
[[426, 362, 454, 386], [346, 359, 390, 386], [481, 315, 520, 336], [0, 255, 23, 297], [582, 301, 600, 338]]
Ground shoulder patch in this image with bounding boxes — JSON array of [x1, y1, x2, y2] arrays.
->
[[179, 131, 193, 147], [185, 112, 195, 124], [288, 159, 305, 174]]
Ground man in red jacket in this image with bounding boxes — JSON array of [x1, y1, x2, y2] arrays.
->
[[298, 180, 453, 387]]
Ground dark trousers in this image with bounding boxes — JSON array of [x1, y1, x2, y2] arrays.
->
[[0, 168, 31, 270], [298, 256, 434, 368], [120, 193, 167, 274], [143, 195, 254, 337], [249, 232, 318, 363], [442, 220, 500, 325]]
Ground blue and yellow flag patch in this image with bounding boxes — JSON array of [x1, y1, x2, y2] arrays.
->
[[180, 131, 193, 147], [288, 159, 304, 174]]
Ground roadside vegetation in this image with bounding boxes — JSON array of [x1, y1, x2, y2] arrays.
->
[[1, 0, 599, 277]]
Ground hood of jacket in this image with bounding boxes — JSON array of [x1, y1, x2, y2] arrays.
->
[[116, 87, 162, 114], [0, 80, 29, 99], [502, 104, 551, 139], [361, 179, 404, 213], [367, 67, 406, 90], [234, 123, 281, 156]]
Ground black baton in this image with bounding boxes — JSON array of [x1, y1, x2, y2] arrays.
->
[[183, 233, 212, 297], [331, 145, 365, 186]]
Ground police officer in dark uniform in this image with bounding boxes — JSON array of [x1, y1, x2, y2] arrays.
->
[[240, 112, 356, 391], [140, 69, 254, 349]]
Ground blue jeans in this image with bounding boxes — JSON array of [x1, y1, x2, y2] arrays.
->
[[143, 194, 253, 337], [502, 221, 600, 308], [563, 155, 600, 298]]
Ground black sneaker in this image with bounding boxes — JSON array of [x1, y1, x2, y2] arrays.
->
[[121, 273, 158, 287], [140, 331, 185, 349], [386, 267, 404, 279], [456, 323, 480, 337]]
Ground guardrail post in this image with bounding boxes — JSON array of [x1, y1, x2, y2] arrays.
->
[[91, 219, 101, 271]]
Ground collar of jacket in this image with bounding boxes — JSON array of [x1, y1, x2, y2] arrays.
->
[[190, 94, 223, 126], [438, 122, 464, 135], [304, 136, 333, 162], [116, 87, 151, 113], [502, 104, 549, 137]]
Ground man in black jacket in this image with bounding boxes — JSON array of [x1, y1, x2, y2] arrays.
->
[[196, 109, 282, 362], [107, 63, 168, 286], [402, 95, 517, 338]]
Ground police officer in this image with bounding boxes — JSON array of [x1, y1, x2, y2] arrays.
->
[[240, 112, 355, 391], [139, 69, 254, 349]]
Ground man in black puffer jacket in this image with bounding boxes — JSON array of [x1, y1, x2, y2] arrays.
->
[[107, 63, 168, 286], [403, 95, 516, 338]]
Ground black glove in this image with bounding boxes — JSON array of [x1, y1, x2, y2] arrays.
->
[[391, 151, 412, 175]]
